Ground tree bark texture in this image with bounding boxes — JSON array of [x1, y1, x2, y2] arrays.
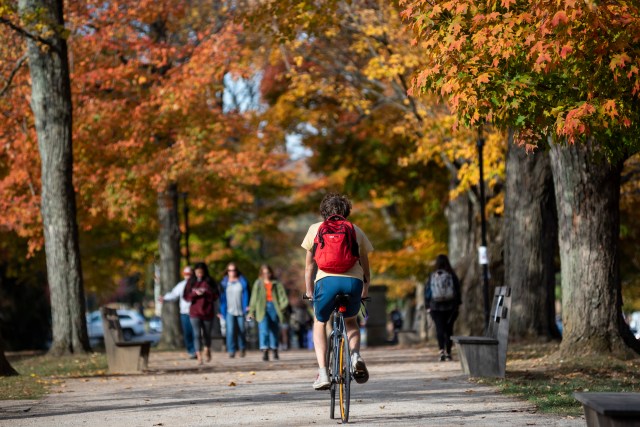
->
[[0, 330, 18, 376], [158, 183, 183, 349], [504, 134, 560, 341], [19, 0, 89, 355], [549, 140, 639, 357], [446, 189, 504, 336]]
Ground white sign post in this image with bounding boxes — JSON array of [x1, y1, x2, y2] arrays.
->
[[478, 246, 488, 265]]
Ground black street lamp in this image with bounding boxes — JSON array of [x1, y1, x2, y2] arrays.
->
[[181, 192, 191, 266], [477, 125, 490, 331]]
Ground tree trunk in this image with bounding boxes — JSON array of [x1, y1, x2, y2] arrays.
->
[[446, 191, 485, 336], [0, 330, 18, 376], [446, 191, 474, 269], [19, 0, 89, 355], [505, 134, 560, 341], [158, 183, 183, 349], [549, 140, 640, 357]]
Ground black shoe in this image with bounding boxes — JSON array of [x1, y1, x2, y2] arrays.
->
[[352, 353, 369, 384], [262, 350, 269, 361], [446, 354, 452, 361], [439, 352, 446, 362], [240, 349, 246, 358], [229, 352, 235, 358], [273, 349, 279, 360]]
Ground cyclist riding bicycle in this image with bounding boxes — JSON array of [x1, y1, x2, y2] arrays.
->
[[302, 193, 373, 390]]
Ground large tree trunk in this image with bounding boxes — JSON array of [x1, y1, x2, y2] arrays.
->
[[0, 330, 18, 376], [446, 191, 481, 336], [505, 135, 560, 341], [549, 140, 640, 357], [19, 0, 89, 355], [446, 161, 504, 336], [446, 190, 504, 336], [158, 183, 183, 349], [446, 190, 475, 269]]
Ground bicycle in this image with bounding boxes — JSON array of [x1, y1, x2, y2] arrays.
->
[[304, 293, 368, 423]]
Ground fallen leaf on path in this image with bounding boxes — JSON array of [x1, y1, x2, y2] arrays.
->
[[228, 381, 237, 386], [278, 392, 288, 394], [379, 405, 385, 409], [464, 390, 475, 394], [250, 371, 256, 375]]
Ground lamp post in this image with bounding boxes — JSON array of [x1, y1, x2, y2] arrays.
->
[[477, 125, 490, 331], [181, 192, 190, 266]]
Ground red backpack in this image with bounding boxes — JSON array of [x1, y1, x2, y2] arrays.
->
[[313, 215, 360, 273]]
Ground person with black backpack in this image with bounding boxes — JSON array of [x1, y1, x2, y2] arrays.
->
[[302, 193, 373, 390], [425, 254, 462, 362]]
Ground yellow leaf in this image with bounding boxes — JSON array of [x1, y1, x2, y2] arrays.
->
[[476, 73, 490, 85]]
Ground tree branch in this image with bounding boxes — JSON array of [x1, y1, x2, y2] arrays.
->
[[0, 55, 28, 98], [0, 17, 56, 48]]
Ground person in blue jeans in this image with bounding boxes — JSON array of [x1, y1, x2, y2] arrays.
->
[[219, 262, 250, 358], [159, 266, 196, 359], [248, 265, 289, 361]]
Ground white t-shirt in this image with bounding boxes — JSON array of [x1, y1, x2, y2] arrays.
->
[[162, 279, 191, 314], [301, 221, 374, 283]]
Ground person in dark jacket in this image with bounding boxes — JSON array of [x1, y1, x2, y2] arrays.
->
[[183, 262, 219, 364], [425, 254, 462, 361]]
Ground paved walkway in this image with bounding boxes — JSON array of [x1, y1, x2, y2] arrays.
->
[[0, 347, 582, 426]]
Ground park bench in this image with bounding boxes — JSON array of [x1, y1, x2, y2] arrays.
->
[[574, 392, 640, 427], [101, 307, 152, 374], [452, 286, 512, 378]]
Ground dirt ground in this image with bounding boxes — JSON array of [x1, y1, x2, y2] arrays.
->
[[0, 346, 584, 426]]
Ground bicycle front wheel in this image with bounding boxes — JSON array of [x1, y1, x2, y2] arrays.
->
[[338, 335, 351, 423]]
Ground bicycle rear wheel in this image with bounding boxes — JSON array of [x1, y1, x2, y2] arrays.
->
[[338, 335, 351, 423], [328, 334, 336, 419]]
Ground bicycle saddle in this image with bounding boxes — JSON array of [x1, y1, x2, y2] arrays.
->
[[334, 293, 350, 308]]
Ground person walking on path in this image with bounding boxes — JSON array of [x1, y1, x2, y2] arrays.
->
[[291, 300, 313, 349], [183, 262, 219, 364], [248, 264, 289, 361], [219, 262, 250, 358], [425, 254, 462, 362], [302, 193, 374, 390], [159, 266, 196, 359]]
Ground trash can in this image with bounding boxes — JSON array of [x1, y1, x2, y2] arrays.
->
[[365, 285, 388, 346]]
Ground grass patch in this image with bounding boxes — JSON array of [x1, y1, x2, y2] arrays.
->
[[475, 343, 640, 416], [1, 353, 107, 400]]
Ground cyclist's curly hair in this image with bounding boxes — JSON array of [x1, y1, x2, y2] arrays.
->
[[320, 193, 352, 220]]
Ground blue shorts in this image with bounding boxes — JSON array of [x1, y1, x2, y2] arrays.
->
[[313, 276, 363, 322]]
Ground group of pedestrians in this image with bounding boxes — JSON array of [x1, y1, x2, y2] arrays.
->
[[161, 192, 461, 392], [160, 261, 290, 364]]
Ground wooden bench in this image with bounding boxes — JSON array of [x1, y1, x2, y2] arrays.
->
[[101, 307, 152, 374], [452, 286, 512, 378], [574, 392, 640, 427]]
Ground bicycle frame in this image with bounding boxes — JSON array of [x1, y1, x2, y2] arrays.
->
[[327, 296, 352, 422]]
